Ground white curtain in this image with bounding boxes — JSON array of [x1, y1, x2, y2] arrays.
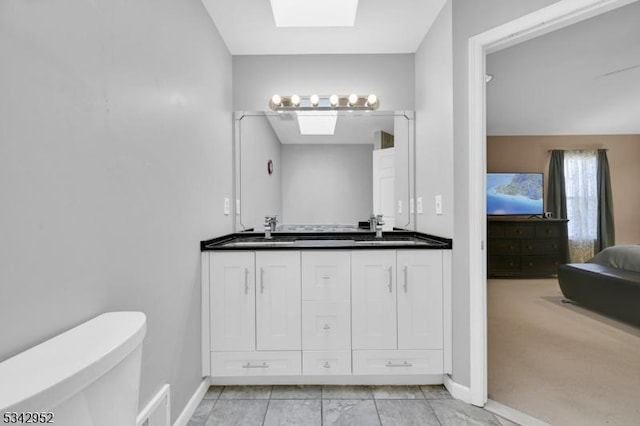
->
[[564, 150, 598, 262]]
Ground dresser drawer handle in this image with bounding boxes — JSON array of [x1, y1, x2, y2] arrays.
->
[[242, 362, 269, 369], [385, 361, 412, 368]]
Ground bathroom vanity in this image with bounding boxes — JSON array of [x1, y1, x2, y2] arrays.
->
[[200, 230, 452, 385]]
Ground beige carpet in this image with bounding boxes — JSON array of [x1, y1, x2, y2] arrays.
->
[[488, 278, 640, 426]]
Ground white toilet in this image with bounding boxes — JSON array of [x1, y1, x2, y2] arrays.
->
[[0, 312, 146, 426]]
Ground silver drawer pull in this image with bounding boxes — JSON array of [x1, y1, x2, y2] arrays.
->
[[403, 266, 408, 293], [260, 267, 265, 294], [388, 266, 393, 293], [385, 361, 412, 368], [244, 268, 249, 295], [242, 362, 269, 369], [322, 323, 331, 330], [323, 361, 331, 368], [321, 275, 331, 280]]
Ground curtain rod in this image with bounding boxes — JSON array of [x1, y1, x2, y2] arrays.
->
[[547, 148, 608, 152]]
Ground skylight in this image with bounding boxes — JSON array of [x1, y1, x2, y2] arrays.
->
[[270, 0, 359, 28], [296, 111, 338, 135]]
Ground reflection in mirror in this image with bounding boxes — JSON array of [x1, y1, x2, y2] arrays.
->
[[234, 111, 414, 232]]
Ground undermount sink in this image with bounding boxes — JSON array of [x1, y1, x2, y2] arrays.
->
[[222, 240, 296, 247], [354, 239, 420, 245]]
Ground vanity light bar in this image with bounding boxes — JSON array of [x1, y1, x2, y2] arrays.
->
[[269, 94, 380, 111]]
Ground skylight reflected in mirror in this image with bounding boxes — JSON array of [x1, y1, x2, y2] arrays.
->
[[270, 0, 359, 27], [295, 111, 338, 135]]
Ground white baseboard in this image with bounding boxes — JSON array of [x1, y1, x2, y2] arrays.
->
[[173, 378, 211, 426], [443, 374, 472, 404], [485, 399, 551, 426]]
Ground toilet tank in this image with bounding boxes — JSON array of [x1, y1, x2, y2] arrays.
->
[[0, 312, 146, 426]]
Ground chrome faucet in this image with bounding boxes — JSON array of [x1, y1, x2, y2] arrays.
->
[[370, 214, 384, 238], [264, 216, 277, 239]]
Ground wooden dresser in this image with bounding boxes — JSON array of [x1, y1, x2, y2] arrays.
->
[[487, 218, 569, 277]]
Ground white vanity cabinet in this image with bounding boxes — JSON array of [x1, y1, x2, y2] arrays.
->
[[203, 247, 450, 383], [351, 250, 444, 375]]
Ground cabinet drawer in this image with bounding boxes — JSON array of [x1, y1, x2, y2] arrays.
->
[[488, 239, 520, 255], [211, 351, 301, 377], [488, 256, 520, 272], [302, 301, 351, 350], [521, 256, 561, 274], [504, 225, 534, 238], [303, 350, 351, 375], [536, 224, 562, 238], [352, 350, 443, 375], [521, 239, 561, 255], [302, 251, 350, 301]]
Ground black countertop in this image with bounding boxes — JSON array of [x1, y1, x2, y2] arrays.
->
[[201, 230, 452, 251]]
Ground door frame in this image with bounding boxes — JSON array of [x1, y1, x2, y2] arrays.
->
[[466, 0, 638, 406]]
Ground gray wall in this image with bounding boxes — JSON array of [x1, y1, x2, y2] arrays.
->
[[282, 144, 373, 225], [450, 0, 560, 386], [0, 0, 233, 421], [239, 115, 282, 230], [233, 54, 415, 111]]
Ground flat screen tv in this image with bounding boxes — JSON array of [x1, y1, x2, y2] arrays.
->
[[487, 172, 544, 216]]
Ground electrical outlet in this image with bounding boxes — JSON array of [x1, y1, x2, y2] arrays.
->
[[398, 200, 403, 214], [435, 194, 443, 215], [224, 198, 230, 215], [417, 197, 423, 214]]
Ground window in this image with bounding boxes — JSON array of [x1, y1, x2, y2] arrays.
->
[[564, 150, 598, 262]]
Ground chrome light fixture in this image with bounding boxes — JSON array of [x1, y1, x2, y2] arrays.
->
[[269, 94, 380, 111]]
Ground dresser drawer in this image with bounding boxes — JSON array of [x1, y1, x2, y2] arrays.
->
[[352, 350, 443, 375], [487, 223, 505, 238], [488, 256, 520, 272], [521, 239, 561, 255], [303, 350, 351, 375], [301, 301, 351, 350], [504, 224, 534, 238], [301, 251, 350, 301], [488, 239, 520, 255], [536, 223, 562, 238], [211, 351, 301, 377], [520, 256, 562, 274]]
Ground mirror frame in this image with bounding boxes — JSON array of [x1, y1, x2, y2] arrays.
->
[[233, 111, 416, 232]]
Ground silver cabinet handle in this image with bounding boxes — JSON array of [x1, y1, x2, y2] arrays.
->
[[244, 268, 249, 295], [403, 266, 408, 293], [322, 323, 331, 330], [242, 362, 269, 369], [260, 267, 265, 294], [323, 361, 331, 368], [388, 266, 393, 293], [385, 361, 412, 367], [321, 275, 330, 280]]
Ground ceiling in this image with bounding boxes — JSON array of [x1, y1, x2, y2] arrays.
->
[[487, 0, 640, 135], [265, 112, 394, 145], [201, 0, 447, 55]]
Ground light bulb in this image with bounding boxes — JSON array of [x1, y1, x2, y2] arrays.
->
[[271, 94, 282, 106], [348, 93, 359, 106], [290, 94, 301, 107], [366, 94, 378, 106], [310, 94, 320, 107], [329, 94, 339, 107]]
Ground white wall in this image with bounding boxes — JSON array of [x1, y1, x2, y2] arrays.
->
[[0, 0, 232, 421], [238, 115, 282, 230], [233, 54, 415, 111], [450, 0, 560, 387], [282, 144, 373, 225]]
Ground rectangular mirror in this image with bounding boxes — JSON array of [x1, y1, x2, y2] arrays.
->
[[233, 111, 415, 232]]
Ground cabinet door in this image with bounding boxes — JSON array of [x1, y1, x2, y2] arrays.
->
[[210, 251, 255, 351], [351, 251, 397, 350], [397, 251, 443, 350], [256, 251, 301, 350]]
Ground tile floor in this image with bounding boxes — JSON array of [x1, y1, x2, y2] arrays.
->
[[187, 385, 518, 426]]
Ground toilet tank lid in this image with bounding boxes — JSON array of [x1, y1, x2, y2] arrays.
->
[[0, 311, 146, 412]]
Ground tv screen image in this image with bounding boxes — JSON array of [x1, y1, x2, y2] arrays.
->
[[487, 173, 543, 216]]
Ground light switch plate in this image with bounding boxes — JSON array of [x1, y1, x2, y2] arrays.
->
[[224, 198, 230, 215]]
